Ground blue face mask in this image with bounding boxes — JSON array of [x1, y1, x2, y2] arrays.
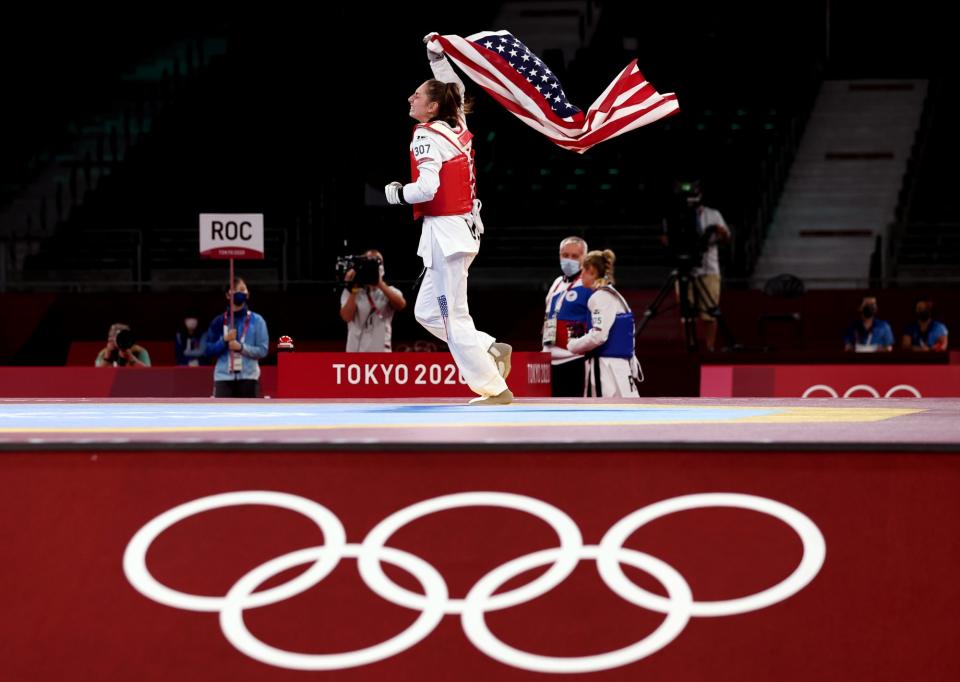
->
[[560, 258, 581, 278], [233, 292, 248, 306]]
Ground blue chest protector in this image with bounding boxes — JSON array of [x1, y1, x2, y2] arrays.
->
[[591, 287, 636, 359], [548, 285, 593, 348]]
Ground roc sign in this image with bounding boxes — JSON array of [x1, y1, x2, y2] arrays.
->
[[199, 213, 265, 259]]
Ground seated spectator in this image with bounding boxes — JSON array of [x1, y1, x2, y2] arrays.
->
[[95, 323, 151, 367], [175, 316, 208, 366], [843, 296, 893, 353], [901, 298, 949, 352]]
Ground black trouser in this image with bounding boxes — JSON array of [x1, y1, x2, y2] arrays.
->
[[214, 379, 260, 398], [551, 357, 586, 397]]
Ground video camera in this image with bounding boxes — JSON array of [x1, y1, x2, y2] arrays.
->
[[663, 180, 714, 271], [335, 254, 382, 287]]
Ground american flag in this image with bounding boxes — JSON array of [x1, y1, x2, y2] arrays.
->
[[432, 31, 679, 154]]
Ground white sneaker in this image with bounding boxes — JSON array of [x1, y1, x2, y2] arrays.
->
[[468, 389, 514, 406], [488, 342, 513, 379]]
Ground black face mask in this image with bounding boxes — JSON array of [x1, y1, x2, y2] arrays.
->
[[917, 310, 931, 322], [861, 305, 876, 319]]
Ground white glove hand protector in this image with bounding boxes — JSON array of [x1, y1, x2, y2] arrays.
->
[[423, 32, 444, 61], [384, 181, 405, 205]]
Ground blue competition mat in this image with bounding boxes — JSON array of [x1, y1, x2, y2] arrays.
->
[[0, 402, 785, 432]]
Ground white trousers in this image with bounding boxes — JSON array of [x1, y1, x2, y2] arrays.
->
[[585, 357, 640, 398], [415, 238, 507, 398]]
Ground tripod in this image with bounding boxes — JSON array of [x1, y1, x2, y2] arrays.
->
[[635, 260, 738, 352]]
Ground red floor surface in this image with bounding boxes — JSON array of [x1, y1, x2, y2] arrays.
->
[[1, 399, 959, 680]]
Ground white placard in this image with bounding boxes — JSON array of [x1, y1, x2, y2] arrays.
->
[[199, 213, 264, 259]]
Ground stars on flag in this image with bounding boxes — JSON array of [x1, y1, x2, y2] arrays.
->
[[470, 32, 581, 116]]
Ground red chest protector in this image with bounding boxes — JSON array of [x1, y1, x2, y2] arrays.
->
[[409, 121, 475, 220]]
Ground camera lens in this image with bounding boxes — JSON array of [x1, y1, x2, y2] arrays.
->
[[115, 329, 134, 350]]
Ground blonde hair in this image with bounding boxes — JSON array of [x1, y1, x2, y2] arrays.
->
[[583, 249, 616, 288], [108, 322, 130, 340]]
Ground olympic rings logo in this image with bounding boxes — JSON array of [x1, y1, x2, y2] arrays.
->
[[801, 383, 922, 398], [123, 491, 826, 674]]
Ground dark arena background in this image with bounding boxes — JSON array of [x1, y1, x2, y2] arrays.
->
[[2, 4, 959, 681]]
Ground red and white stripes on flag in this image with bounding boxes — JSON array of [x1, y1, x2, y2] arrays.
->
[[432, 31, 679, 154]]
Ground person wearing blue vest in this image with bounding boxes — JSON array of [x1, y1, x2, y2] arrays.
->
[[843, 296, 893, 353], [901, 297, 949, 352], [567, 249, 642, 397], [204, 276, 270, 398], [542, 236, 590, 396]]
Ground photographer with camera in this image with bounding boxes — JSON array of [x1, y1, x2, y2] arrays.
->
[[339, 249, 407, 352], [94, 323, 151, 367], [204, 276, 269, 398], [662, 180, 731, 352]]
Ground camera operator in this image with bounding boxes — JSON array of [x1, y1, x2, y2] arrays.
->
[[94, 323, 151, 367], [339, 249, 407, 352], [662, 180, 731, 352]]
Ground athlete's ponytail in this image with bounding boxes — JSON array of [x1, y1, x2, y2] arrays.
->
[[425, 79, 473, 127]]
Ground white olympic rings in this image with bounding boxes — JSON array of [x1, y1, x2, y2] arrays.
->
[[801, 383, 922, 398], [123, 490, 826, 674]]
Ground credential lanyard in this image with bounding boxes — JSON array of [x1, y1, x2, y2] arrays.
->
[[223, 310, 252, 373], [548, 276, 581, 319], [365, 289, 384, 320]]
